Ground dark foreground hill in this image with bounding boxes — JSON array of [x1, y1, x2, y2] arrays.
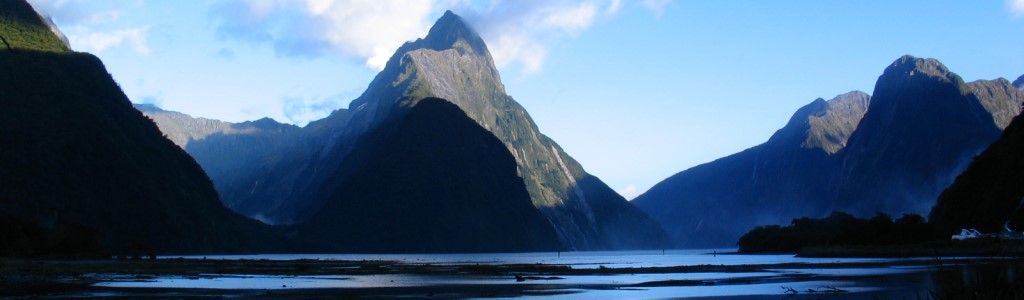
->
[[296, 98, 562, 252], [0, 0, 276, 257], [930, 105, 1024, 234]]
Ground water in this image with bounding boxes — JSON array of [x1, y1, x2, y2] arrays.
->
[[176, 248, 900, 268], [88, 249, 1024, 299]]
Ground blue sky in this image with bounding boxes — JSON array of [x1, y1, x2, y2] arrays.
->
[[28, 0, 1024, 199]]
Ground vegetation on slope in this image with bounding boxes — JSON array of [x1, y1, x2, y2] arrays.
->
[[0, 0, 68, 52]]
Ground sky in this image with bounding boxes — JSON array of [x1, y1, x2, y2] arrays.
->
[[28, 0, 1024, 200]]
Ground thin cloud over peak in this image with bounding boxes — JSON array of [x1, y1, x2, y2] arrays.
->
[[206, 0, 662, 73], [210, 0, 435, 69]]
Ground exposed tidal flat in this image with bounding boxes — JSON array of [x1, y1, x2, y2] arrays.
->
[[3, 250, 1024, 299]]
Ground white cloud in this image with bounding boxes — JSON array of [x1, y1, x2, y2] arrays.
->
[[209, 0, 667, 73], [282, 93, 350, 125], [460, 1, 609, 73], [211, 0, 435, 69], [489, 33, 547, 74], [1011, 0, 1024, 17], [28, 0, 151, 54], [27, 0, 127, 26], [539, 2, 598, 33], [618, 184, 639, 200], [639, 0, 673, 14], [606, 0, 623, 16], [69, 26, 150, 54]]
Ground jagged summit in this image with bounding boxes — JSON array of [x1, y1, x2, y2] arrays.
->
[[377, 10, 492, 72], [420, 10, 489, 55], [765, 91, 870, 154], [349, 10, 505, 131], [883, 55, 963, 85]]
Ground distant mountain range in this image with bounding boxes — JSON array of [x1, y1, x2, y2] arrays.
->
[[0, 0, 276, 256], [633, 55, 1024, 247], [137, 11, 669, 251]]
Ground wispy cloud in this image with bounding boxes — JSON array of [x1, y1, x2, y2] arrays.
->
[[69, 26, 150, 54], [617, 183, 639, 200], [1011, 0, 1024, 17], [210, 0, 436, 69], [27, 0, 126, 26], [638, 0, 673, 15], [459, 1, 605, 73], [282, 93, 349, 125], [28, 0, 151, 54], [208, 0, 668, 73]]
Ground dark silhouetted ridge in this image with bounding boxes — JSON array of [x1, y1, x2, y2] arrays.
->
[[0, 0, 277, 257], [299, 98, 562, 253], [930, 111, 1024, 234]]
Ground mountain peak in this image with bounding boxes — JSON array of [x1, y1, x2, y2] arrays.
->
[[770, 91, 870, 154], [883, 55, 962, 85], [133, 103, 164, 113], [419, 10, 488, 55], [1014, 74, 1024, 90]]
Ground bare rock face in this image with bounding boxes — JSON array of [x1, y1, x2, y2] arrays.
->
[[801, 92, 872, 154], [968, 78, 1024, 130]]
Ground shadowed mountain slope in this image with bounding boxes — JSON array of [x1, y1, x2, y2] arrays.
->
[[930, 83, 1024, 234], [296, 98, 562, 253], [633, 91, 871, 247], [142, 11, 669, 251], [635, 56, 1023, 248], [0, 0, 276, 256]]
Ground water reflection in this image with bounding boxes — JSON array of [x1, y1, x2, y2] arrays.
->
[[929, 260, 1024, 299], [86, 251, 1024, 299]]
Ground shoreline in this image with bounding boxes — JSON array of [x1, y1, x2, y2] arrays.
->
[[3, 255, 1020, 298]]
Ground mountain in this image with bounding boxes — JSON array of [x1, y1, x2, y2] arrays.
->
[[633, 91, 872, 247], [1014, 74, 1024, 90], [930, 81, 1024, 233], [0, 0, 68, 53], [144, 11, 669, 250], [0, 0, 274, 257], [133, 104, 301, 213], [634, 55, 1023, 248], [831, 56, 1006, 215], [296, 98, 561, 252]]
